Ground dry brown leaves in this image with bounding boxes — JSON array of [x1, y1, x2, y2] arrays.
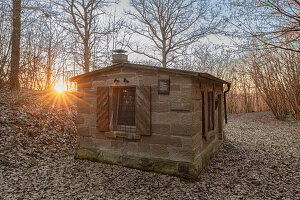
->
[[0, 87, 299, 199]]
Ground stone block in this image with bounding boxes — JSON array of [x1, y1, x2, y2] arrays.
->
[[138, 70, 157, 76], [180, 88, 192, 103], [182, 138, 193, 149], [78, 82, 92, 89], [93, 75, 110, 82], [171, 124, 192, 136], [119, 131, 141, 140], [111, 139, 124, 151], [192, 124, 201, 136], [105, 131, 116, 138], [170, 84, 180, 91], [152, 112, 179, 124], [85, 114, 97, 125], [151, 86, 159, 102], [104, 78, 115, 86], [150, 144, 169, 158], [192, 100, 201, 111], [177, 162, 197, 178], [77, 99, 92, 114], [76, 115, 84, 124], [85, 97, 97, 105], [105, 131, 141, 140], [192, 112, 201, 125], [158, 74, 169, 79], [101, 67, 121, 75], [138, 143, 151, 155], [168, 147, 194, 162], [113, 73, 136, 79], [78, 126, 90, 137], [151, 102, 170, 112], [93, 128, 106, 139], [121, 67, 138, 73], [170, 76, 192, 85], [142, 75, 157, 85], [101, 150, 121, 163], [127, 142, 139, 154], [196, 138, 222, 170], [76, 148, 98, 161], [192, 133, 204, 151], [92, 81, 106, 88], [95, 139, 112, 149], [192, 87, 201, 100], [180, 113, 192, 125], [83, 88, 97, 98], [79, 137, 94, 148], [76, 147, 199, 179], [141, 135, 182, 147], [151, 124, 170, 135], [159, 91, 181, 102], [170, 102, 191, 111]]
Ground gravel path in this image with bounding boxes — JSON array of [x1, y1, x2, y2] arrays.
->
[[0, 90, 299, 199]]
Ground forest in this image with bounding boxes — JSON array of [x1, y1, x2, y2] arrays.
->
[[0, 0, 299, 199], [1, 0, 298, 119]]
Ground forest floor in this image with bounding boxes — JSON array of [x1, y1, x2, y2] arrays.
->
[[0, 87, 299, 200]]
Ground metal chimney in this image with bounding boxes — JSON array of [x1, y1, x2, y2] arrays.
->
[[112, 49, 129, 64]]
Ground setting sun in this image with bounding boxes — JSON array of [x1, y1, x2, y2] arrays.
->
[[54, 81, 66, 93]]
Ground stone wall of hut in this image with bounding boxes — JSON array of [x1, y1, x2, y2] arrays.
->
[[74, 66, 224, 178]]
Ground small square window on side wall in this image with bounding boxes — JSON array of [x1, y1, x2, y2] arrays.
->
[[158, 79, 170, 95]]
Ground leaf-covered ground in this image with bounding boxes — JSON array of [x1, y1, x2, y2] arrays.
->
[[0, 88, 299, 199]]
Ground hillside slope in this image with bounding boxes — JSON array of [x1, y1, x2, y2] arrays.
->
[[0, 87, 299, 199]]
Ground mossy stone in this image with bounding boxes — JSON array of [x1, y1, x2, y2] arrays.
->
[[76, 148, 99, 162], [75, 148, 200, 179], [200, 139, 222, 169]]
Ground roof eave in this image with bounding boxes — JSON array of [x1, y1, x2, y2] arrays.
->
[[69, 63, 230, 85]]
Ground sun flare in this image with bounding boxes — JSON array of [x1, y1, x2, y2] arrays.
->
[[54, 81, 66, 93]]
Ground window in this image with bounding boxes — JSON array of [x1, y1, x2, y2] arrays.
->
[[113, 87, 136, 133], [97, 86, 151, 136], [215, 97, 219, 110], [202, 91, 205, 138], [217, 94, 222, 134], [208, 92, 214, 131]]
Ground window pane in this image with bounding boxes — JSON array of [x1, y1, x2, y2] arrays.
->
[[208, 92, 214, 131], [117, 87, 136, 127]]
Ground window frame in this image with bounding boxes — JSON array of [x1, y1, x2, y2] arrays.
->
[[96, 85, 151, 138], [201, 91, 206, 138], [112, 86, 137, 133], [208, 91, 214, 132]]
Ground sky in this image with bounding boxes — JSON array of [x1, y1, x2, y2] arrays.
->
[[109, 0, 238, 63]]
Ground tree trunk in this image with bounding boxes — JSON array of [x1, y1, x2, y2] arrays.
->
[[45, 37, 52, 90], [10, 0, 21, 91], [162, 43, 167, 68], [83, 39, 90, 72]]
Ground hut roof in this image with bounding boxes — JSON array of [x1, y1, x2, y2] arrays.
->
[[69, 62, 230, 84]]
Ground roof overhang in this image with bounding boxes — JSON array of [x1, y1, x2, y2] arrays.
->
[[69, 63, 230, 85]]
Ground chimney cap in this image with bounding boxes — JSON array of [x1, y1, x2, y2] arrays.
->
[[113, 49, 127, 54], [112, 49, 129, 64]]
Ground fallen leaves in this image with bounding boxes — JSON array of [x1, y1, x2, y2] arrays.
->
[[0, 87, 299, 199]]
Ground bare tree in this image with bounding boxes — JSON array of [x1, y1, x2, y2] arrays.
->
[[55, 0, 110, 73], [255, 0, 299, 52], [227, 0, 300, 53], [250, 48, 300, 119], [125, 0, 222, 68], [10, 0, 22, 91], [0, 0, 12, 84]]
